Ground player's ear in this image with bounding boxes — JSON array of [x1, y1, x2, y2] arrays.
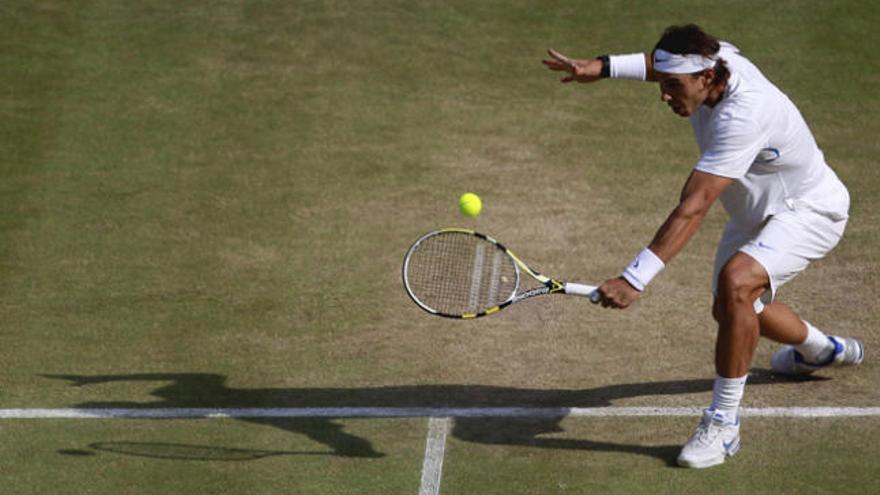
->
[[701, 68, 715, 88]]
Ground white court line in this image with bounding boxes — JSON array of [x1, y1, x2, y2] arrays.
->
[[418, 417, 450, 495], [2, 407, 880, 419]]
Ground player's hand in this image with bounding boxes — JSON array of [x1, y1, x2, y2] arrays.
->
[[542, 49, 604, 83], [595, 277, 641, 309]]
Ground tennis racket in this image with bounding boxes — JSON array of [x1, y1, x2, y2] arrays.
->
[[402, 228, 599, 318]]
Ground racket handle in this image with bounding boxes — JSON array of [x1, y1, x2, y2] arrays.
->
[[563, 282, 601, 303]]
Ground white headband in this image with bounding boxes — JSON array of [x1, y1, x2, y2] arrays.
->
[[653, 48, 717, 74]]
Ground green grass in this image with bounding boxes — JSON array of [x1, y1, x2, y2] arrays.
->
[[1, 0, 879, 493], [0, 418, 426, 495], [444, 417, 880, 495]]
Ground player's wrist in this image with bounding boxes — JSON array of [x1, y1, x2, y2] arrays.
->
[[598, 53, 646, 81], [621, 247, 665, 291], [596, 55, 610, 78]]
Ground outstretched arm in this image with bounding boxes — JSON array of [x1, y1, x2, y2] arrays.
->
[[597, 170, 733, 308], [648, 170, 732, 261], [543, 50, 658, 83]]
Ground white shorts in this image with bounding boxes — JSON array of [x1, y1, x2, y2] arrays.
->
[[712, 210, 847, 313]]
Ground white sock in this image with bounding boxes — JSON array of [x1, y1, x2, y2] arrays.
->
[[710, 374, 748, 420], [709, 374, 749, 421], [795, 321, 835, 364]]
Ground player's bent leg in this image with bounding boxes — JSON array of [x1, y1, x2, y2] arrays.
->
[[757, 301, 807, 344], [725, 211, 864, 375]]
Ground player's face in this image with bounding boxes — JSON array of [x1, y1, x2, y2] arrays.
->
[[657, 72, 710, 117]]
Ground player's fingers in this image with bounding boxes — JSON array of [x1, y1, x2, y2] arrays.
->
[[550, 50, 579, 73], [605, 290, 630, 309], [547, 48, 572, 64], [543, 60, 566, 71], [543, 58, 574, 73], [599, 293, 619, 309]]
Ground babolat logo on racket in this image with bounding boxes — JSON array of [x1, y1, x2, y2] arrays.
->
[[519, 286, 551, 299], [402, 228, 599, 319]]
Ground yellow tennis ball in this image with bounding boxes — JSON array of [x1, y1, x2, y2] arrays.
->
[[458, 192, 482, 217]]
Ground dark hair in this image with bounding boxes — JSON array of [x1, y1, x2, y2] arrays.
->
[[654, 24, 729, 85]]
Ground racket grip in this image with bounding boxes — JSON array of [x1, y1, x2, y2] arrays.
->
[[563, 282, 601, 303]]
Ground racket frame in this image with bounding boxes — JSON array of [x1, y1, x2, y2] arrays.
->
[[402, 228, 591, 319]]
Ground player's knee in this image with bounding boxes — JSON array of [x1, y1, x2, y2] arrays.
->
[[716, 263, 763, 307]]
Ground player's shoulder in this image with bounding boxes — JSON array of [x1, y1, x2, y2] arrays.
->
[[715, 52, 775, 122], [715, 75, 763, 122], [718, 43, 780, 98]]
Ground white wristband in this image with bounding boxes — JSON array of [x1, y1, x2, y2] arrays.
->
[[621, 248, 665, 291], [609, 53, 647, 80]]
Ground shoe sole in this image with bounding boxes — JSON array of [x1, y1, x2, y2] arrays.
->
[[850, 339, 865, 365]]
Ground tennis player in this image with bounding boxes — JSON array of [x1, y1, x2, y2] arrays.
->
[[543, 24, 864, 468]]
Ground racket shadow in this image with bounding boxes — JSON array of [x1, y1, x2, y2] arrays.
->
[[78, 441, 330, 461]]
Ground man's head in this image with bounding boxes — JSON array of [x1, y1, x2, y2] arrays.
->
[[653, 24, 730, 117]]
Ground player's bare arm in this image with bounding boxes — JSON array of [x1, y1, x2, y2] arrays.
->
[[597, 170, 732, 309], [648, 170, 732, 262]]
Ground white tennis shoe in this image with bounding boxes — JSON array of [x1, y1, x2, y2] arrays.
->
[[677, 409, 740, 469], [771, 336, 865, 376]]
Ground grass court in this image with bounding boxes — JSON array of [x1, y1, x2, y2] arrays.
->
[[2, 1, 879, 493]]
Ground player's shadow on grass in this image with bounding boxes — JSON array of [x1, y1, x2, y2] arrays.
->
[[46, 370, 821, 465]]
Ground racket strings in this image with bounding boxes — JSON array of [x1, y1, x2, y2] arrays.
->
[[406, 232, 517, 314]]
